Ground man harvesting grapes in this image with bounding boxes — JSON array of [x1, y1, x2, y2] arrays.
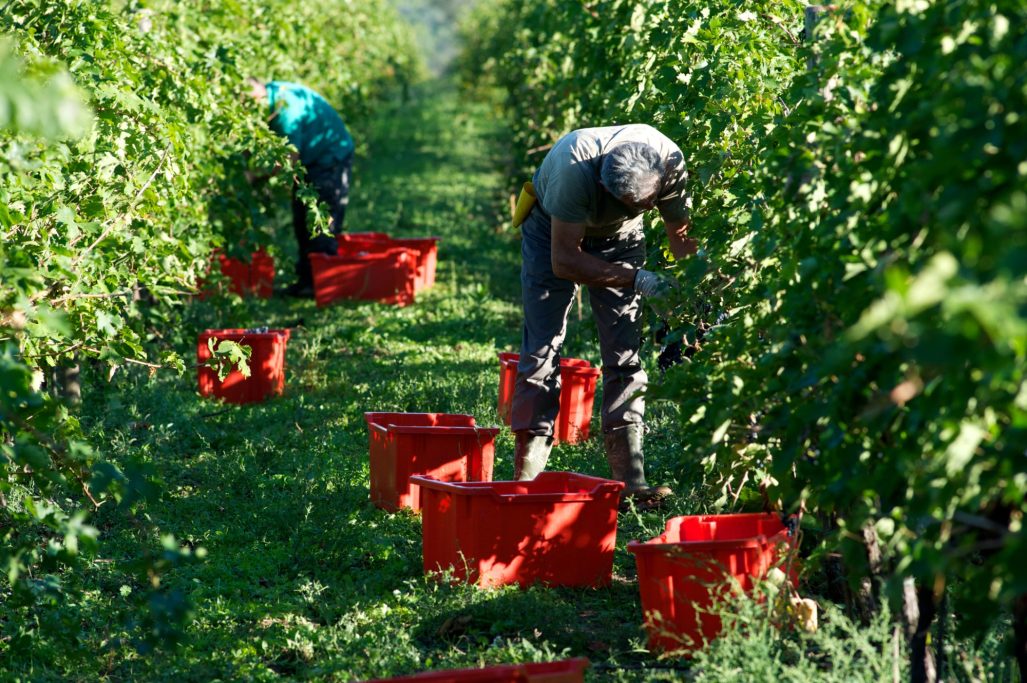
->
[[247, 79, 354, 298], [511, 124, 696, 509]]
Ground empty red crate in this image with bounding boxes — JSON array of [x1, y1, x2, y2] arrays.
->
[[627, 513, 796, 654], [197, 328, 290, 404], [214, 249, 275, 298], [496, 352, 600, 444], [364, 412, 499, 512], [337, 233, 439, 292], [391, 237, 439, 291], [411, 472, 623, 588], [309, 248, 419, 307], [363, 658, 589, 683]]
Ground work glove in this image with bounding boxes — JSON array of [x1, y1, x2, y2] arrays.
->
[[635, 268, 681, 323], [633, 269, 674, 299]]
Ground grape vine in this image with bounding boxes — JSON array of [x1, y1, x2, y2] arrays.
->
[[1, 0, 419, 647], [461, 0, 1027, 670]]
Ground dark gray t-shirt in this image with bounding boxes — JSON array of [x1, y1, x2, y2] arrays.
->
[[533, 124, 689, 237]]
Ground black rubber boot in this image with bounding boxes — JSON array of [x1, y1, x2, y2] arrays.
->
[[604, 424, 673, 510], [513, 432, 554, 481]]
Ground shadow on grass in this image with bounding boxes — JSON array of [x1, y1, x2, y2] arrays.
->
[[410, 581, 651, 670]]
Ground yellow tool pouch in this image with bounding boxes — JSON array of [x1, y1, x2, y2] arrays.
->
[[511, 181, 537, 228]]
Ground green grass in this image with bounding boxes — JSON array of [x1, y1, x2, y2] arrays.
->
[[2, 83, 1007, 682]]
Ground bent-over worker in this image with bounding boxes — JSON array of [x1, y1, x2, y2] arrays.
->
[[512, 124, 696, 508], [247, 78, 354, 298]]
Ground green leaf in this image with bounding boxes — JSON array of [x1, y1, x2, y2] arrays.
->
[[95, 311, 120, 337], [945, 422, 987, 477]]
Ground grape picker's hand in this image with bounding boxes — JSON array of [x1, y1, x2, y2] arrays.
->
[[633, 269, 675, 299], [634, 269, 681, 320]]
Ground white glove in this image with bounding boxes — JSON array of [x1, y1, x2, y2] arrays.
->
[[633, 269, 673, 298]]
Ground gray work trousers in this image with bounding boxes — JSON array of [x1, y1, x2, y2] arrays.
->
[[511, 205, 647, 437]]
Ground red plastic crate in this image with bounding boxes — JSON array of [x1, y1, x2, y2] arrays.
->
[[411, 472, 623, 588], [391, 237, 439, 291], [309, 248, 419, 307], [337, 233, 439, 292], [197, 328, 290, 404], [627, 513, 796, 654], [364, 412, 499, 512], [496, 352, 600, 444], [363, 658, 589, 683], [215, 249, 275, 298]]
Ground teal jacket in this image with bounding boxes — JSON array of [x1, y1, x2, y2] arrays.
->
[[266, 81, 354, 168]]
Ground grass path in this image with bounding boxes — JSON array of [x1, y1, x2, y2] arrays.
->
[[25, 84, 690, 682]]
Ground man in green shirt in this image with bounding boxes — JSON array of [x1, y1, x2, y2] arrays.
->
[[247, 79, 355, 297], [512, 124, 696, 509]]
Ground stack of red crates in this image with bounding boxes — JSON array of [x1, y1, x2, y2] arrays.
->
[[338, 232, 439, 292], [309, 232, 439, 307], [496, 352, 600, 444]]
